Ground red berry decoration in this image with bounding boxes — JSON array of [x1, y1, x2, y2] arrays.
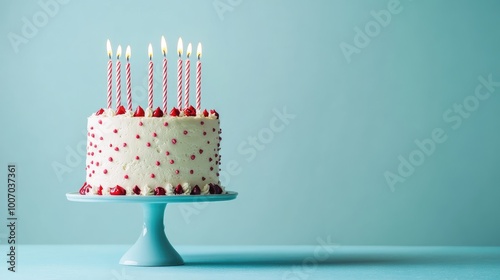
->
[[133, 185, 141, 195], [116, 105, 126, 115], [208, 183, 216, 194], [214, 184, 223, 194], [97, 186, 103, 195], [210, 109, 219, 119], [79, 182, 89, 195], [174, 184, 184, 195], [134, 106, 145, 117], [202, 109, 209, 117], [169, 107, 180, 117], [96, 108, 105, 115], [154, 187, 166, 195], [110, 185, 126, 195], [153, 107, 164, 117], [183, 105, 196, 116], [191, 185, 201, 195], [208, 183, 223, 194]]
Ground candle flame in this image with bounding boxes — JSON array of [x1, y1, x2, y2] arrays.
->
[[126, 45, 131, 60], [186, 43, 192, 58], [177, 37, 183, 57], [161, 36, 167, 56], [148, 43, 153, 60], [106, 39, 112, 59], [116, 45, 122, 59], [197, 43, 202, 59]]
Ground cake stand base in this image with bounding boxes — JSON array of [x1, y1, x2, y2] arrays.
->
[[120, 203, 183, 266], [66, 191, 238, 266]]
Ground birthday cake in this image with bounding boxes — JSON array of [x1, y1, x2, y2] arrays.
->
[[79, 38, 224, 196]]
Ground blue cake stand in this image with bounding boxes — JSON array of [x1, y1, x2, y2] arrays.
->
[[66, 191, 238, 266]]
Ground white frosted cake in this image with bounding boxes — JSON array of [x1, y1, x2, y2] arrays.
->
[[80, 105, 224, 196]]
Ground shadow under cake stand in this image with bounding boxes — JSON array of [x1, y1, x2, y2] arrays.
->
[[66, 191, 238, 266]]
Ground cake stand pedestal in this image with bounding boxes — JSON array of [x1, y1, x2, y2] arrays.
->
[[66, 191, 237, 266]]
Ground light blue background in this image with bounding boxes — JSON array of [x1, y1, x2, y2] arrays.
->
[[0, 0, 499, 246]]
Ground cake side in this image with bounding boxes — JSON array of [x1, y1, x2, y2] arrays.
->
[[81, 107, 223, 196]]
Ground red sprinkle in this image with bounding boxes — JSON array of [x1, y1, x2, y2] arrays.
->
[[169, 159, 174, 164], [139, 122, 143, 126], [151, 173, 155, 178], [136, 134, 140, 139], [156, 161, 160, 166], [203, 132, 207, 136], [114, 147, 119, 151], [96, 162, 99, 166], [199, 149, 204, 154], [135, 156, 140, 160], [98, 120, 102, 124], [175, 170, 179, 174], [153, 132, 157, 137], [164, 122, 169, 126], [103, 169, 108, 174], [190, 170, 194, 174], [109, 157, 113, 162], [123, 143, 127, 147], [202, 177, 206, 181], [172, 139, 177, 144], [200, 121, 204, 125], [99, 137, 103, 140], [166, 151, 170, 156], [183, 130, 188, 135], [146, 142, 151, 147], [191, 155, 196, 160], [124, 175, 129, 179], [113, 129, 118, 133]]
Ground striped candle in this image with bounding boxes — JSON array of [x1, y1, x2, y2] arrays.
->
[[161, 36, 168, 113], [177, 38, 183, 109], [184, 43, 192, 109], [125, 46, 132, 111], [147, 43, 153, 109], [196, 43, 202, 111], [106, 40, 113, 109], [115, 45, 122, 108]]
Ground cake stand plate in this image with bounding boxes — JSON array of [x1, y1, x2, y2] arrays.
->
[[66, 191, 238, 266]]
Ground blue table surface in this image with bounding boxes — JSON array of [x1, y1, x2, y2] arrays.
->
[[0, 245, 499, 280]]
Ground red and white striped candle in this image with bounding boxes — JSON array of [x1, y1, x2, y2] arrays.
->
[[115, 45, 122, 108], [196, 43, 202, 111], [161, 36, 168, 113], [106, 40, 113, 109], [184, 43, 192, 109], [125, 46, 132, 111], [147, 43, 154, 109], [177, 37, 183, 109]]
